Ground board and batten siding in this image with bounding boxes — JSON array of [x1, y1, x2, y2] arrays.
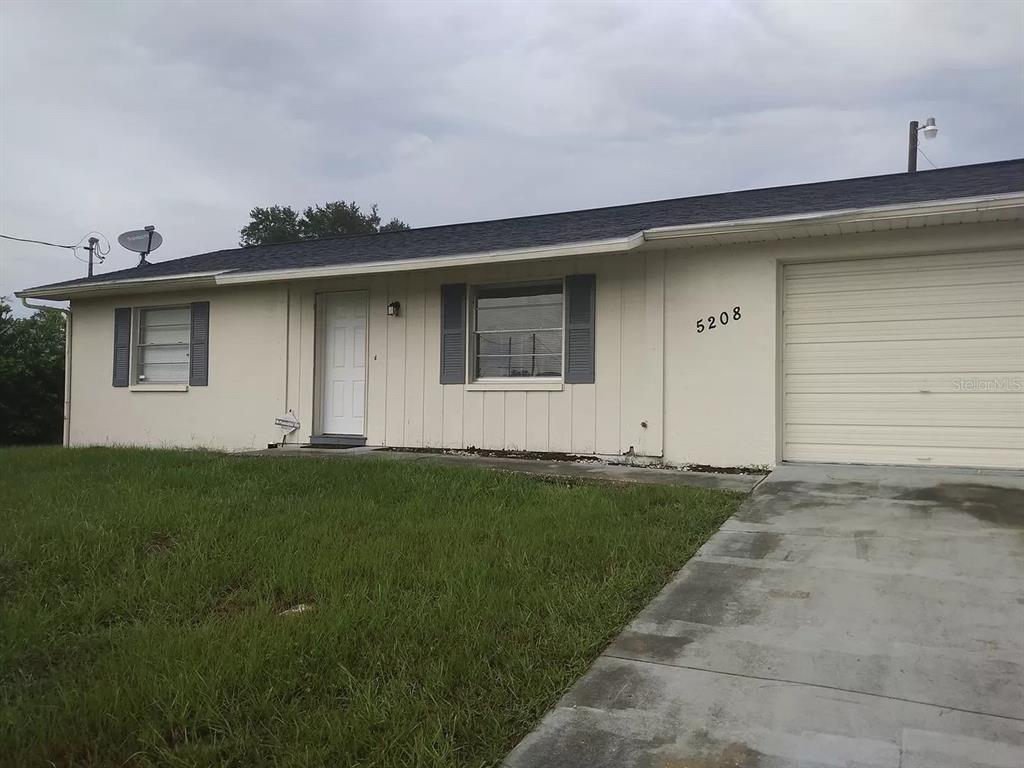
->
[[288, 252, 666, 457], [62, 219, 1023, 469]]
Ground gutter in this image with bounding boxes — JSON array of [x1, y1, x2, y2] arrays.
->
[[641, 192, 1024, 241], [213, 233, 648, 286], [214, 192, 1024, 286], [20, 298, 72, 447], [15, 271, 223, 301], [16, 192, 1024, 299]]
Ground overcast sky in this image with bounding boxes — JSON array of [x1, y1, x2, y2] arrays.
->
[[2, 0, 1021, 308]]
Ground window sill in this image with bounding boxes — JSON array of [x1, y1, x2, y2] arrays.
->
[[466, 379, 563, 392], [129, 384, 189, 392]]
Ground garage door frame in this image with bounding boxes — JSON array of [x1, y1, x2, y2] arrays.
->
[[778, 248, 1023, 470]]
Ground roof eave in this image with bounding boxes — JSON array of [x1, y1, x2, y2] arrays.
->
[[16, 192, 1024, 299], [214, 192, 1024, 286], [15, 271, 224, 301], [213, 232, 648, 286], [641, 192, 1024, 242]]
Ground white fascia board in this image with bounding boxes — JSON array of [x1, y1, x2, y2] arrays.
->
[[17, 193, 1023, 298], [641, 193, 1024, 241], [15, 271, 224, 300], [212, 232, 647, 286], [217, 194, 1024, 286]]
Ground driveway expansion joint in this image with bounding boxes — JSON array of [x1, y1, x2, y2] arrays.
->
[[505, 463, 1024, 767], [600, 652, 1024, 723]]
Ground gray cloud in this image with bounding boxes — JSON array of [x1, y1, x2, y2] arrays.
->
[[2, 0, 1022, 307]]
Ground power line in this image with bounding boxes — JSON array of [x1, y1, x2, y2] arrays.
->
[[1, 230, 112, 272], [917, 146, 939, 170], [0, 233, 79, 249], [1, 231, 111, 254], [79, 232, 111, 257]]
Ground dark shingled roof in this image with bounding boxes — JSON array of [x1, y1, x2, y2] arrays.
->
[[24, 159, 1024, 293]]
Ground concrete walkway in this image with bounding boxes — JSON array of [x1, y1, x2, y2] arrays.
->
[[251, 445, 763, 492], [504, 463, 1024, 768]]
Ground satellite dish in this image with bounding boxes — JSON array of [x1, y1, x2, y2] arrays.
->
[[118, 226, 162, 266]]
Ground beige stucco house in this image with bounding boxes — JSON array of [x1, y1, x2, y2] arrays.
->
[[17, 160, 1024, 470]]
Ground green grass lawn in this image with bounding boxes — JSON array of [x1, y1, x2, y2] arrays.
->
[[0, 447, 742, 768]]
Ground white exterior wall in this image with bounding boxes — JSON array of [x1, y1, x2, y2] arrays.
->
[[287, 252, 666, 457], [65, 221, 1024, 467], [69, 284, 289, 450], [663, 246, 778, 467], [662, 221, 1024, 468]]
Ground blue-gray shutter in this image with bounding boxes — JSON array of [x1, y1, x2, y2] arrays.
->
[[112, 307, 132, 387], [189, 301, 210, 386], [564, 274, 596, 384], [440, 283, 466, 384]]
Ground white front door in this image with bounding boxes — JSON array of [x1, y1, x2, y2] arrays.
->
[[320, 291, 368, 436]]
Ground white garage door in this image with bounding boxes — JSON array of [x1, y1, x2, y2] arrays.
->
[[782, 251, 1024, 469]]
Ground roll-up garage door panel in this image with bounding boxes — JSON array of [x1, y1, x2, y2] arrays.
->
[[785, 282, 1023, 313], [786, 371, 1024, 395], [782, 251, 1024, 469], [787, 424, 1022, 451], [784, 250, 1023, 278], [783, 443, 1018, 469], [786, 338, 1020, 373], [785, 262, 1023, 293], [786, 393, 1021, 428], [786, 300, 1023, 325]]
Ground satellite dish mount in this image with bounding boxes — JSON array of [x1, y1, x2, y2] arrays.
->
[[118, 225, 163, 266]]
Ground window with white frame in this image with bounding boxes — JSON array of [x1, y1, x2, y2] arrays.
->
[[472, 282, 563, 379], [136, 306, 191, 383]]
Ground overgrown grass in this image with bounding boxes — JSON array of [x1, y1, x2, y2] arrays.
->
[[0, 447, 742, 767]]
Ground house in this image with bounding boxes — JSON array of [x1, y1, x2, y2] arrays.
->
[[17, 160, 1024, 470]]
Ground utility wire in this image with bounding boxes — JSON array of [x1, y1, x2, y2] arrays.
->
[[1, 231, 111, 265], [0, 233, 78, 249], [917, 146, 939, 170], [79, 232, 111, 258]]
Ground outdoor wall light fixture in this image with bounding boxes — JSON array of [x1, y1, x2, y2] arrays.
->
[[387, 301, 401, 317]]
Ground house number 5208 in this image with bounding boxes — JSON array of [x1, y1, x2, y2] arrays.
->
[[696, 306, 741, 333]]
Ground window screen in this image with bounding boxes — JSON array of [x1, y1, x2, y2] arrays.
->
[[473, 282, 562, 379], [136, 306, 190, 384]]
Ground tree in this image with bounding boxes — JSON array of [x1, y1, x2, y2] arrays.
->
[[238, 205, 303, 247], [379, 217, 409, 233], [0, 297, 65, 445], [239, 201, 409, 246]]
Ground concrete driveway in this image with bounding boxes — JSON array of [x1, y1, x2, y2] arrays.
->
[[504, 463, 1024, 768]]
